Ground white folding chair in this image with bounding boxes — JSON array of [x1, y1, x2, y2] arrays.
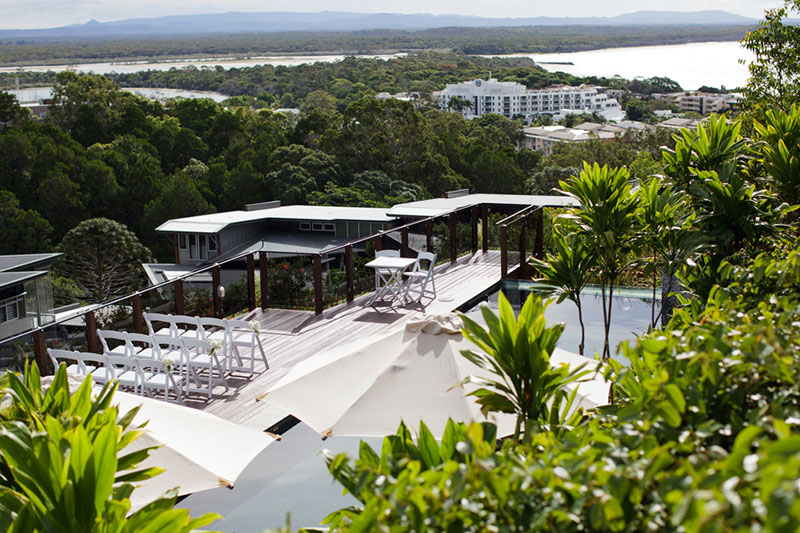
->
[[144, 312, 175, 337], [151, 335, 188, 387], [125, 332, 161, 359], [171, 315, 201, 339], [225, 319, 268, 375], [78, 351, 111, 385], [47, 348, 90, 376], [374, 250, 400, 290], [97, 330, 132, 356], [181, 337, 229, 399], [137, 357, 184, 402], [403, 251, 438, 302], [105, 354, 140, 394], [197, 317, 231, 371]]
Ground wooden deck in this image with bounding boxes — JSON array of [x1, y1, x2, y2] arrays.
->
[[188, 251, 503, 430]]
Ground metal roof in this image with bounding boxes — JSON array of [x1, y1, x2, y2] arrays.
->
[[0, 253, 62, 273], [156, 206, 393, 234], [387, 194, 578, 218], [213, 231, 369, 263], [0, 271, 48, 290], [142, 264, 214, 286]]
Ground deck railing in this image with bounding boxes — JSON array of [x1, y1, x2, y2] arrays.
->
[[496, 204, 545, 279], [0, 200, 551, 374]]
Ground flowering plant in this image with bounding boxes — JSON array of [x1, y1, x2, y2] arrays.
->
[[162, 357, 174, 374], [209, 340, 223, 355], [249, 320, 260, 335]]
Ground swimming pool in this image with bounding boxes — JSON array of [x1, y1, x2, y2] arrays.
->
[[462, 280, 658, 360]]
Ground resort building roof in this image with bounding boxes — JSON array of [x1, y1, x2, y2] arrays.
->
[[387, 193, 577, 218], [0, 253, 62, 272], [156, 205, 393, 235]]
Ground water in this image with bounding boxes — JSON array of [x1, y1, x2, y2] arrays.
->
[[464, 281, 658, 360], [0, 52, 407, 75], [487, 41, 752, 90], [6, 86, 230, 103]]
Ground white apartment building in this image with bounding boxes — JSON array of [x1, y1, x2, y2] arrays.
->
[[434, 79, 622, 122]]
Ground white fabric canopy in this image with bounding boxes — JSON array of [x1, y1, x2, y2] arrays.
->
[[41, 376, 276, 510], [263, 324, 514, 439], [263, 313, 611, 439], [112, 391, 277, 509]]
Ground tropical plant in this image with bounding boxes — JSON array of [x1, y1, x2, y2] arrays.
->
[[754, 105, 800, 212], [740, 0, 800, 113], [635, 178, 705, 327], [558, 162, 641, 359], [460, 292, 588, 442], [530, 230, 595, 354], [0, 362, 221, 532], [321, 419, 505, 532]]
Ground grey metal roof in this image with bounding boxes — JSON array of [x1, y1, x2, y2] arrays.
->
[[156, 206, 393, 234], [0, 271, 47, 290], [142, 264, 214, 286], [0, 253, 61, 273], [213, 231, 369, 263], [387, 194, 578, 218]]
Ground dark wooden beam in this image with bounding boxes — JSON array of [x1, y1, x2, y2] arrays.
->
[[471, 206, 478, 254], [85, 311, 98, 353], [246, 253, 256, 312], [535, 209, 545, 259], [373, 234, 382, 252], [313, 255, 323, 315], [259, 251, 269, 311], [345, 245, 354, 303], [131, 294, 143, 334], [482, 204, 489, 253], [33, 330, 48, 375], [401, 227, 409, 257], [449, 212, 457, 263], [500, 225, 508, 278], [212, 266, 222, 318], [426, 219, 433, 253], [519, 221, 527, 279]]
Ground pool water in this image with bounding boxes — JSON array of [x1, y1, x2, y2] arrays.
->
[[463, 281, 659, 360]]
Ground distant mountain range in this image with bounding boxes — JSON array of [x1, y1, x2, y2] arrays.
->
[[0, 10, 761, 40]]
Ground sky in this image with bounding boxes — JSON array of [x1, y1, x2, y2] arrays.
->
[[0, 0, 786, 29]]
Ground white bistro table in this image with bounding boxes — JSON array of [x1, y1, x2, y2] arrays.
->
[[365, 256, 417, 306]]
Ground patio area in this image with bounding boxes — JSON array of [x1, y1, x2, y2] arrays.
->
[[192, 250, 504, 429]]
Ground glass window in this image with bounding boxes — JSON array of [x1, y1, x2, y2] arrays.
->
[[312, 223, 323, 231], [323, 223, 335, 232], [188, 234, 196, 260], [178, 234, 187, 249], [208, 235, 217, 251], [300, 222, 311, 231]]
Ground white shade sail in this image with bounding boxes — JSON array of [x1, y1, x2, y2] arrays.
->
[[263, 326, 512, 438], [263, 318, 611, 439]]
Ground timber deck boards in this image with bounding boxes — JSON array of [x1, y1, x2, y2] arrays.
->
[[187, 251, 504, 428]]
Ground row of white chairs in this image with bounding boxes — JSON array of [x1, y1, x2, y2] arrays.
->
[[47, 343, 191, 402], [140, 313, 268, 375], [95, 332, 231, 400]]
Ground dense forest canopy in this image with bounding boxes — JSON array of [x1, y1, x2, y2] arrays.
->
[[0, 53, 675, 276], [0, 24, 751, 66]]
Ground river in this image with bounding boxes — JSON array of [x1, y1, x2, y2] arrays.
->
[[3, 41, 751, 93], [487, 41, 753, 90]]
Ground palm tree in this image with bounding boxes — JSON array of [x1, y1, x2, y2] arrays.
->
[[559, 162, 641, 360], [530, 231, 595, 355]]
